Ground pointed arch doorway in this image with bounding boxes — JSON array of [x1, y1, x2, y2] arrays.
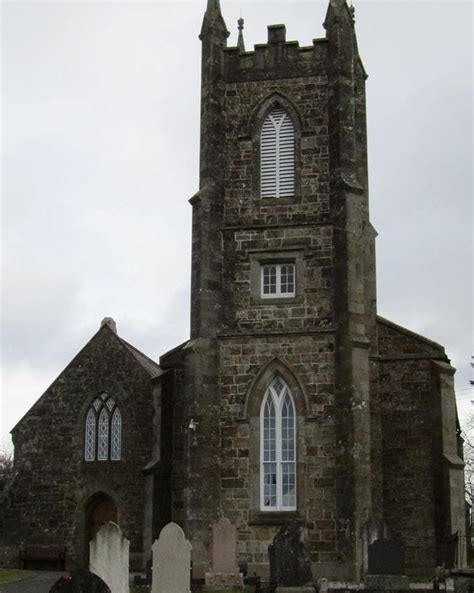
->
[[84, 492, 117, 566]]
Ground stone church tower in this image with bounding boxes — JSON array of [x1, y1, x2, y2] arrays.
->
[[0, 0, 466, 581], [150, 0, 465, 581]]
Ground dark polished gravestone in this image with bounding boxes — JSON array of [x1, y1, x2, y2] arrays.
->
[[268, 521, 313, 587], [368, 538, 405, 575], [366, 538, 409, 591], [49, 569, 111, 593]]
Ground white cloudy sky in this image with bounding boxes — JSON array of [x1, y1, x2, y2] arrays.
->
[[1, 0, 472, 452]]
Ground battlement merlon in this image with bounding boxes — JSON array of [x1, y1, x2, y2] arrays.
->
[[220, 1, 366, 82]]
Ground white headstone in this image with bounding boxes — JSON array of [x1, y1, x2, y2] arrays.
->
[[152, 522, 192, 593], [90, 521, 130, 593]]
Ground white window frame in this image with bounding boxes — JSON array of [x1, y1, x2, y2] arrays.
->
[[260, 378, 297, 511], [261, 263, 296, 298]]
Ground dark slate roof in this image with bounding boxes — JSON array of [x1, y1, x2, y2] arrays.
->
[[117, 337, 162, 378]]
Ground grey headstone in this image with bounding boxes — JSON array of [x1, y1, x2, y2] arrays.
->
[[368, 538, 405, 575], [49, 569, 111, 593], [90, 521, 130, 593], [152, 522, 192, 593], [268, 521, 313, 586]]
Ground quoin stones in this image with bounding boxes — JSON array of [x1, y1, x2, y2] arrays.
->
[[90, 521, 130, 593], [152, 522, 192, 593]]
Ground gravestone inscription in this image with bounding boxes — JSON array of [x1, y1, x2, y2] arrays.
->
[[268, 521, 312, 586], [49, 569, 111, 593], [152, 522, 192, 593]]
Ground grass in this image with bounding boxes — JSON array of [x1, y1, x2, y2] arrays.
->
[[0, 569, 34, 584]]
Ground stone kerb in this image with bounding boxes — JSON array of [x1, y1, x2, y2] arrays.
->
[[205, 517, 244, 590], [152, 522, 192, 593], [90, 521, 130, 593]]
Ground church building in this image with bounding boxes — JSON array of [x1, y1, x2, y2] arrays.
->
[[0, 0, 466, 581]]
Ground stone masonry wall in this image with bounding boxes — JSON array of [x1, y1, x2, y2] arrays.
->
[[377, 318, 448, 575], [212, 25, 364, 581], [0, 325, 155, 569], [223, 76, 330, 229], [218, 334, 341, 579]]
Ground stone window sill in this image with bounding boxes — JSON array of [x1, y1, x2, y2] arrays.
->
[[248, 511, 301, 526], [251, 296, 304, 306]]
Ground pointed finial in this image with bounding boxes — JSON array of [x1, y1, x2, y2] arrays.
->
[[237, 17, 245, 52], [349, 0, 355, 19], [206, 0, 221, 13], [200, 0, 229, 40]]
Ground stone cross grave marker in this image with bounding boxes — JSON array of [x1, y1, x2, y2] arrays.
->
[[152, 522, 192, 593], [368, 538, 405, 575], [90, 521, 130, 593], [49, 569, 111, 593], [268, 521, 313, 586], [205, 517, 243, 590]]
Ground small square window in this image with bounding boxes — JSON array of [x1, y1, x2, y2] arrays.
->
[[261, 264, 296, 298]]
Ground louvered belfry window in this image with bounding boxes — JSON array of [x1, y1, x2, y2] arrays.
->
[[260, 107, 295, 199]]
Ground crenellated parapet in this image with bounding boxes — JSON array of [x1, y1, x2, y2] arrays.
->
[[224, 25, 328, 82]]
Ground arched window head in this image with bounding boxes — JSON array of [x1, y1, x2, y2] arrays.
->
[[84, 393, 122, 461], [111, 408, 122, 461], [260, 107, 295, 199], [84, 409, 96, 462], [261, 377, 296, 510]]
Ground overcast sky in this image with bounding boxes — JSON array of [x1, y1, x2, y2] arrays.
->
[[1, 0, 472, 453]]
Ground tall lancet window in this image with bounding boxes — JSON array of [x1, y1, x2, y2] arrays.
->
[[84, 393, 122, 461], [261, 377, 296, 510], [260, 107, 295, 199]]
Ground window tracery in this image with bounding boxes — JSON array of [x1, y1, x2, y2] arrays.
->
[[261, 377, 296, 510], [84, 393, 121, 461]]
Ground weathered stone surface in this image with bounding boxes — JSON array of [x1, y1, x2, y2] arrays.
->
[[90, 521, 129, 593], [276, 588, 315, 593], [0, 0, 466, 584], [269, 522, 312, 586], [49, 569, 111, 593], [210, 518, 239, 573], [152, 522, 192, 593], [364, 575, 410, 590], [452, 569, 474, 593], [205, 518, 243, 589], [0, 323, 158, 570], [368, 538, 405, 576]]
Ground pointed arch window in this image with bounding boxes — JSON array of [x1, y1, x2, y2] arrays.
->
[[261, 377, 296, 510], [260, 107, 295, 199], [84, 393, 122, 461]]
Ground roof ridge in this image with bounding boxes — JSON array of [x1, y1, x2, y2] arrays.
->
[[117, 336, 161, 377]]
